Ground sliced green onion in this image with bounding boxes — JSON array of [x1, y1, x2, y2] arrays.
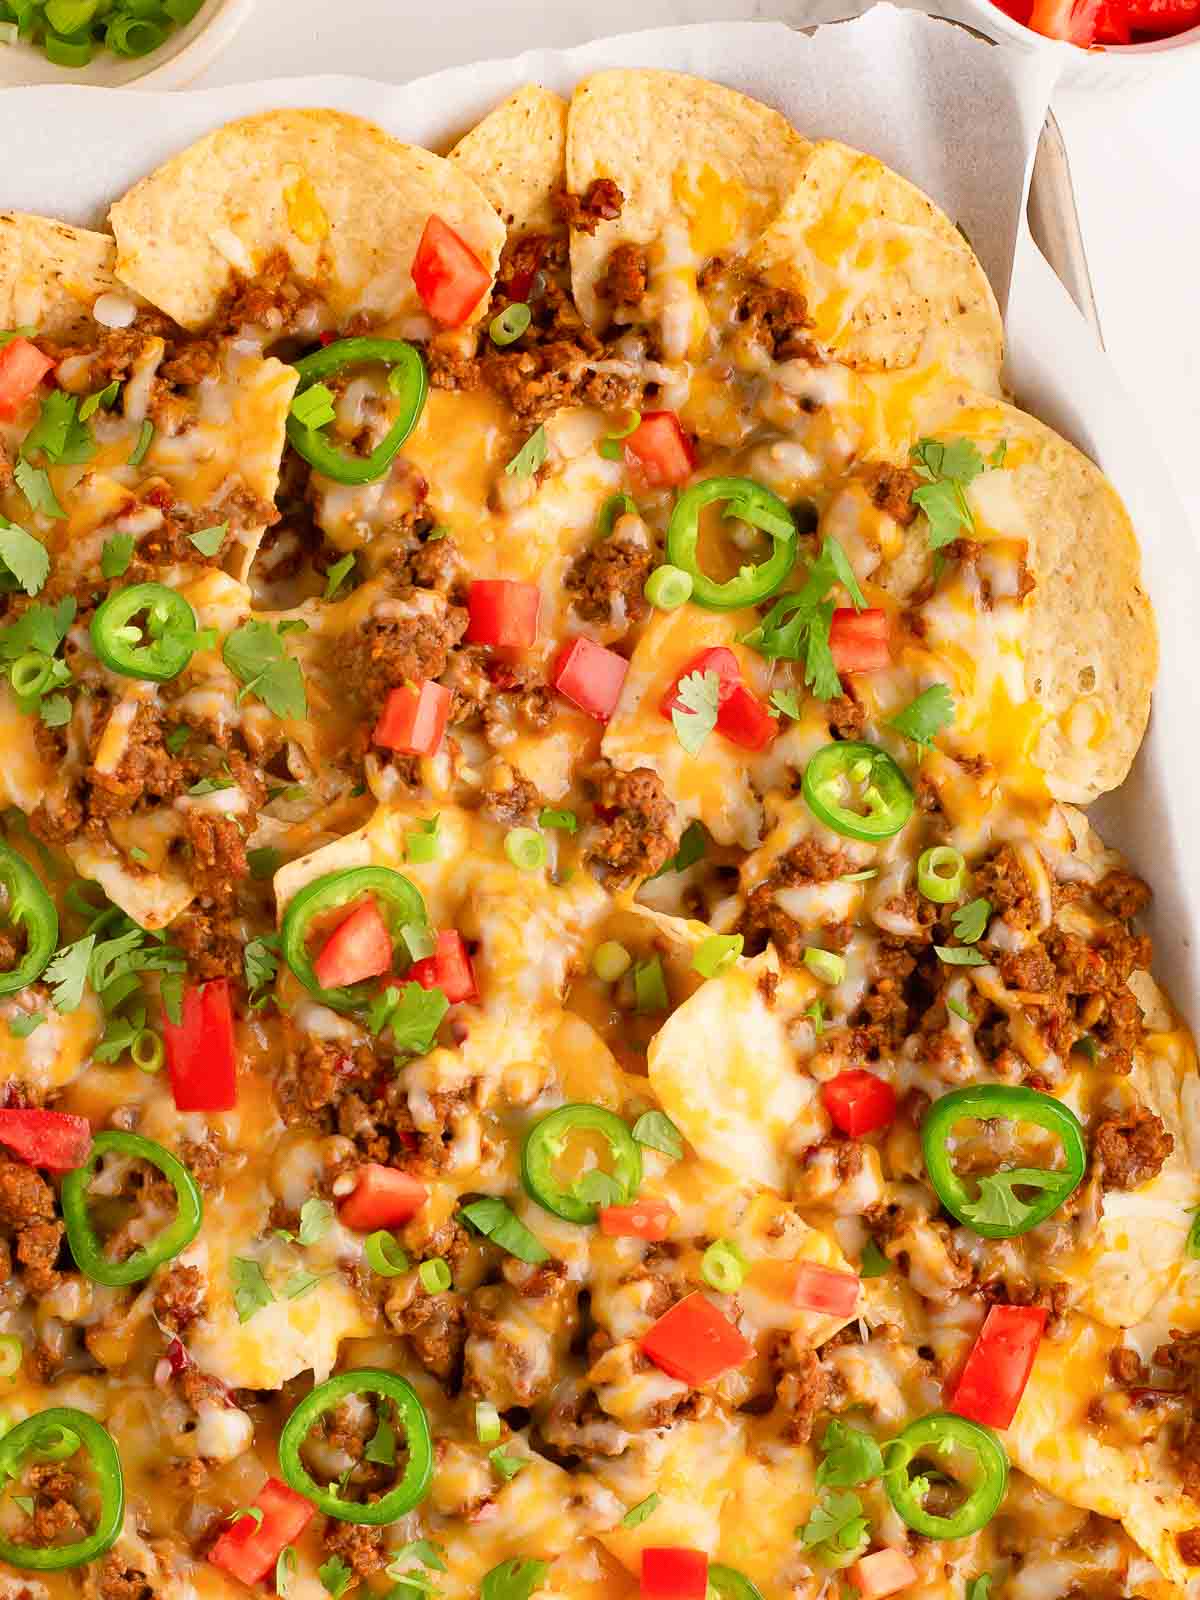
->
[[592, 940, 632, 983], [44, 30, 94, 66], [599, 409, 641, 462], [275, 1546, 297, 1599], [405, 829, 439, 865], [489, 303, 531, 346], [10, 653, 53, 698], [291, 382, 337, 430], [693, 934, 743, 980], [365, 1231, 410, 1277], [419, 1258, 451, 1295], [859, 1239, 890, 1278], [128, 418, 154, 465], [44, 0, 98, 31], [538, 807, 577, 833], [505, 828, 546, 872], [475, 1400, 502, 1444], [634, 955, 669, 1015], [644, 565, 694, 612], [0, 1335, 22, 1379], [917, 845, 966, 905], [131, 1028, 164, 1074], [0, 22, 17, 45], [803, 947, 846, 985], [107, 14, 167, 55], [401, 922, 436, 962], [701, 1238, 746, 1293], [840, 869, 879, 883]]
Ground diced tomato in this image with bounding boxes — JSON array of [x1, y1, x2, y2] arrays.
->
[[1027, 0, 1102, 41], [338, 1162, 429, 1231], [466, 580, 540, 649], [659, 647, 776, 752], [1120, 0, 1200, 29], [0, 339, 54, 422], [553, 637, 629, 722], [848, 1548, 918, 1599], [163, 978, 237, 1113], [313, 899, 393, 991], [411, 215, 491, 327], [1092, 0, 1133, 36], [372, 680, 451, 757], [785, 1261, 861, 1317], [0, 1109, 90, 1173], [408, 930, 479, 1004], [829, 608, 889, 673], [208, 1478, 315, 1586], [950, 1303, 1047, 1429], [599, 1197, 676, 1241], [822, 1070, 897, 1137], [624, 411, 696, 488], [641, 1292, 754, 1386], [641, 1547, 709, 1600], [989, 0, 1034, 20]]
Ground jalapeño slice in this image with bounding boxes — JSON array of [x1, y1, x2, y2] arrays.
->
[[521, 1103, 642, 1224], [61, 1131, 202, 1287], [666, 476, 798, 611], [802, 740, 914, 842], [287, 337, 427, 486], [0, 844, 57, 994], [280, 865, 429, 1013]]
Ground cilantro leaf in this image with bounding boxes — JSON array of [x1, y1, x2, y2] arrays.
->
[[365, 1407, 396, 1467], [230, 1257, 274, 1323], [317, 1556, 353, 1599], [934, 945, 985, 967], [481, 1558, 549, 1600], [21, 391, 95, 467], [100, 532, 135, 579], [297, 1196, 333, 1246], [650, 820, 707, 878], [388, 1541, 448, 1578], [947, 996, 974, 1023], [488, 1446, 528, 1481], [79, 381, 120, 422], [959, 1168, 1074, 1232], [909, 437, 985, 551], [189, 522, 228, 558], [323, 553, 356, 600], [740, 536, 865, 702], [38, 693, 71, 728], [222, 619, 307, 720], [952, 897, 991, 945], [505, 425, 548, 479], [283, 1270, 326, 1300], [7, 1012, 45, 1039], [988, 440, 1007, 468], [44, 935, 95, 1013], [631, 1110, 683, 1161], [0, 521, 49, 597], [797, 1489, 869, 1554], [14, 460, 64, 521], [967, 1577, 993, 1600], [859, 1239, 889, 1278], [888, 683, 955, 750], [369, 981, 447, 1053], [671, 668, 720, 755], [770, 687, 802, 720], [460, 1196, 550, 1264], [243, 935, 279, 998], [128, 419, 154, 468], [572, 1170, 623, 1208], [815, 1420, 884, 1488], [621, 1493, 661, 1528], [246, 846, 283, 880]]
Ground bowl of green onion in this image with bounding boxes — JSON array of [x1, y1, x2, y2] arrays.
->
[[0, 0, 254, 86]]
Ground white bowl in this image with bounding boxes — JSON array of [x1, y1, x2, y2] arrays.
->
[[954, 0, 1200, 87], [0, 0, 254, 89]]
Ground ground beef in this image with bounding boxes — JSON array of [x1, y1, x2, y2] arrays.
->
[[323, 1521, 386, 1578], [181, 812, 248, 908], [1178, 1532, 1200, 1566], [827, 690, 866, 741], [1093, 1103, 1173, 1190], [853, 460, 920, 525], [84, 702, 185, 820], [974, 844, 1043, 930], [387, 529, 461, 595], [481, 762, 541, 828], [217, 248, 326, 339], [737, 279, 815, 362], [739, 840, 850, 965], [1043, 921, 1151, 1072], [597, 243, 649, 309], [1094, 869, 1151, 921], [385, 1284, 467, 1386], [334, 599, 467, 718], [0, 1158, 55, 1230], [585, 762, 678, 882], [552, 179, 624, 233], [83, 1553, 156, 1600], [773, 1346, 830, 1444], [153, 1263, 206, 1333], [566, 525, 653, 628], [170, 903, 244, 984], [480, 342, 637, 428], [16, 1221, 64, 1295]]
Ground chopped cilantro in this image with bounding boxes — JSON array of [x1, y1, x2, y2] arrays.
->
[[797, 1488, 869, 1556], [651, 820, 706, 878], [480, 1558, 549, 1600], [935, 945, 985, 967], [951, 898, 992, 944], [815, 1419, 884, 1488], [459, 1196, 550, 1265], [230, 1257, 274, 1323], [631, 1110, 683, 1161], [947, 995, 974, 1023], [671, 667, 720, 755], [0, 520, 49, 597], [770, 686, 802, 720], [317, 1556, 353, 1599], [243, 934, 280, 1001], [100, 532, 135, 579], [14, 460, 64, 520], [21, 390, 95, 467], [323, 553, 356, 600], [367, 981, 447, 1053], [128, 419, 155, 467], [504, 425, 547, 478], [222, 619, 307, 720], [959, 1170, 1070, 1232], [859, 1239, 890, 1278], [7, 1012, 46, 1039], [621, 1493, 661, 1528], [888, 683, 955, 751], [247, 846, 283, 880], [909, 437, 985, 551], [79, 381, 120, 422], [740, 535, 865, 701], [189, 522, 228, 558]]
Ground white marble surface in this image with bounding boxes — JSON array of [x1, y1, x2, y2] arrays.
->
[[192, 0, 1200, 538]]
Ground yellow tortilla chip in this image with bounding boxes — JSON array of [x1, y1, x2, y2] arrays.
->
[[109, 109, 506, 332], [747, 140, 1004, 393], [565, 69, 811, 329], [449, 84, 568, 233], [0, 211, 119, 340]]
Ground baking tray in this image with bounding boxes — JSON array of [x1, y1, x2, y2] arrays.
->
[[1029, 111, 1104, 345]]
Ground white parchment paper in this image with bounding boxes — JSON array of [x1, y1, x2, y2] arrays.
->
[[0, 8, 1196, 1007]]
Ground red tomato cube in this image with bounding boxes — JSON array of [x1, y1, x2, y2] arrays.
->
[[829, 607, 889, 673], [208, 1479, 314, 1586], [163, 978, 237, 1114], [0, 1109, 91, 1172], [466, 580, 540, 648], [640, 1292, 754, 1385], [338, 1162, 429, 1230], [822, 1070, 897, 1137], [313, 899, 394, 990], [624, 411, 696, 488], [0, 339, 54, 422], [786, 1261, 861, 1317], [641, 1548, 709, 1600], [372, 680, 452, 757], [411, 215, 491, 327], [949, 1303, 1047, 1430], [599, 1198, 676, 1241], [848, 1548, 918, 1599], [408, 930, 479, 1004], [553, 637, 629, 722]]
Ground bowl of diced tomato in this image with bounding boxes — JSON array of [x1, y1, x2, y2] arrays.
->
[[960, 0, 1200, 79]]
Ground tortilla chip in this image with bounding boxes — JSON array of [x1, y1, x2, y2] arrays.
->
[[746, 140, 1004, 393], [0, 212, 118, 341], [109, 109, 506, 332], [1008, 1312, 1200, 1590], [565, 69, 811, 329], [449, 84, 568, 233]]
